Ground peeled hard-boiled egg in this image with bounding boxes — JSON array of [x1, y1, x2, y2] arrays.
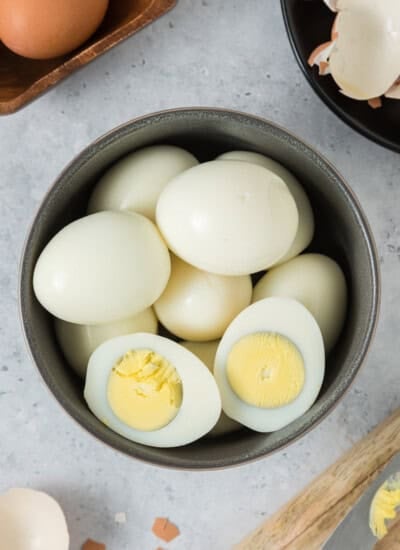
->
[[214, 297, 325, 432], [0, 0, 108, 60], [154, 255, 252, 341], [252, 254, 347, 352], [33, 211, 170, 325], [88, 145, 198, 222], [84, 333, 221, 447], [0, 488, 69, 550], [217, 151, 314, 263], [55, 308, 158, 377], [329, 0, 400, 100], [181, 340, 241, 437], [156, 160, 298, 275]]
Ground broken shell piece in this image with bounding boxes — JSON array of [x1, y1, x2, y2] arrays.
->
[[152, 517, 180, 543], [82, 539, 106, 550], [308, 40, 336, 75], [324, 0, 338, 11]]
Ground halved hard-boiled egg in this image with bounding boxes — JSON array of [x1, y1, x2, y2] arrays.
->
[[156, 160, 298, 275], [214, 297, 325, 432], [33, 211, 170, 325], [181, 340, 242, 437], [0, 488, 69, 550], [55, 307, 158, 377], [154, 255, 252, 341], [216, 151, 314, 264], [84, 333, 221, 447], [88, 145, 198, 222]]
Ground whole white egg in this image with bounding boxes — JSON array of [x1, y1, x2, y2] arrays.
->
[[156, 160, 298, 275], [88, 145, 198, 221], [0, 488, 69, 550], [214, 297, 325, 432], [55, 307, 158, 377], [252, 253, 347, 352], [84, 333, 221, 447], [181, 340, 241, 437], [33, 211, 170, 325], [154, 255, 252, 341], [217, 150, 314, 263]]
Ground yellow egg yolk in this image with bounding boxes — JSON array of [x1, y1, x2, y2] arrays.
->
[[107, 349, 182, 431], [370, 473, 400, 539], [226, 332, 305, 408]]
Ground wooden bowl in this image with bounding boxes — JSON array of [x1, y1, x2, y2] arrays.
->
[[19, 108, 380, 470], [0, 0, 175, 115]]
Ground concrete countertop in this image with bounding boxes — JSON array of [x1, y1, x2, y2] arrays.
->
[[0, 1, 398, 548]]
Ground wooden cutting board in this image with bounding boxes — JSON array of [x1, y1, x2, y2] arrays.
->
[[237, 408, 400, 550]]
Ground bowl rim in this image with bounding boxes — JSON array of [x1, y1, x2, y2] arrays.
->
[[280, 0, 400, 154], [19, 107, 381, 470]]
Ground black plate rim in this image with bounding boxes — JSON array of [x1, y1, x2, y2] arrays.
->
[[280, 0, 400, 154]]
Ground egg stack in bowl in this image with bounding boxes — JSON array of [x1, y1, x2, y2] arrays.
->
[[32, 145, 347, 448]]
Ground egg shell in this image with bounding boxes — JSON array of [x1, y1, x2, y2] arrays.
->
[[156, 160, 299, 276], [181, 340, 242, 437], [0, 488, 69, 550], [84, 333, 222, 447], [33, 211, 170, 325], [214, 297, 325, 432], [88, 145, 198, 222], [0, 0, 109, 60], [154, 255, 252, 341], [217, 151, 314, 263], [55, 308, 158, 377], [330, 0, 400, 99], [252, 253, 347, 352]]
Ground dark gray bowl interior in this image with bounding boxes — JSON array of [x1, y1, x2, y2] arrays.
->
[[20, 108, 380, 469]]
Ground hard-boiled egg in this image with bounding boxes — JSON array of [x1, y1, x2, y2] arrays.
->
[[84, 333, 221, 447], [88, 145, 198, 222], [252, 253, 347, 352], [0, 488, 69, 550], [181, 340, 241, 437], [55, 308, 158, 377], [156, 160, 298, 275], [154, 255, 252, 341], [214, 297, 325, 432], [33, 211, 170, 325], [217, 151, 314, 263]]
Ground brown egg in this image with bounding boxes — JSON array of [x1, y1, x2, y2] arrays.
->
[[0, 0, 109, 60]]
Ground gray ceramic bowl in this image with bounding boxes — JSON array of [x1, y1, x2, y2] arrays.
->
[[20, 108, 380, 469]]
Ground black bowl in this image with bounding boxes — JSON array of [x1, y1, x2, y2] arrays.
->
[[281, 0, 400, 153], [20, 108, 380, 469]]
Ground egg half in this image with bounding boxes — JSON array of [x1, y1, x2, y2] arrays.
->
[[216, 150, 314, 263], [55, 308, 158, 377], [0, 488, 69, 550], [154, 255, 252, 341], [84, 333, 221, 447], [156, 160, 298, 275], [181, 340, 242, 437], [88, 145, 198, 222], [214, 297, 325, 432]]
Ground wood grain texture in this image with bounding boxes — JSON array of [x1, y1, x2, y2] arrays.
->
[[237, 408, 400, 550], [0, 0, 176, 115]]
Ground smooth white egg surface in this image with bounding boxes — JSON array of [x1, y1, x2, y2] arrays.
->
[[217, 151, 314, 263], [0, 488, 69, 550], [88, 145, 198, 221], [181, 340, 242, 437], [84, 333, 221, 447], [55, 308, 158, 377], [252, 253, 347, 352], [154, 255, 252, 341], [214, 297, 325, 432], [156, 160, 298, 275], [33, 211, 171, 325]]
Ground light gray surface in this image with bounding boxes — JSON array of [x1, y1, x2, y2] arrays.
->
[[0, 1, 398, 548]]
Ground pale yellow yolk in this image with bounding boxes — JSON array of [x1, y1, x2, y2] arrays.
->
[[107, 349, 182, 431], [370, 473, 400, 539], [226, 332, 305, 408]]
